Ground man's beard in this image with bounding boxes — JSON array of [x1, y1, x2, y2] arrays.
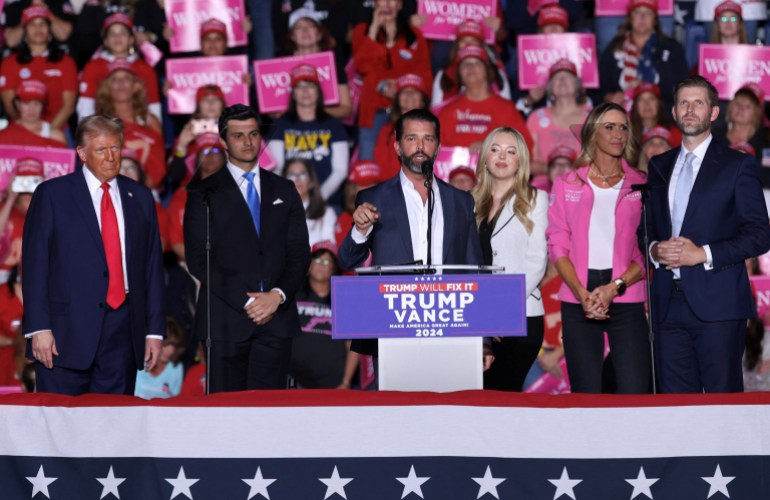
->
[[676, 113, 711, 137], [399, 150, 435, 175]]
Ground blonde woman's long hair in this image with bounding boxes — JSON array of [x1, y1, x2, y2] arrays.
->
[[472, 127, 536, 234], [94, 71, 150, 123]]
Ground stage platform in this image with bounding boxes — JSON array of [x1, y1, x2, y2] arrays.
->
[[1, 390, 769, 499]]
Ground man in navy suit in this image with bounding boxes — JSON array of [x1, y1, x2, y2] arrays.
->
[[184, 105, 310, 393], [22, 115, 165, 395], [646, 75, 770, 393], [338, 109, 489, 366]]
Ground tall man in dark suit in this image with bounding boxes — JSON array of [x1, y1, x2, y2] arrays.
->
[[184, 105, 310, 393], [646, 75, 770, 393], [22, 115, 165, 395], [338, 109, 490, 368]]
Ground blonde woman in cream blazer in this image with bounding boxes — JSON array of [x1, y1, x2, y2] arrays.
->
[[473, 126, 549, 391]]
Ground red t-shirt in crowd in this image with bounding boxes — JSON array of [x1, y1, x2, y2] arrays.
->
[[0, 54, 78, 124], [0, 287, 22, 386], [437, 94, 533, 152], [373, 122, 401, 182], [166, 188, 187, 250], [123, 121, 166, 187], [0, 122, 66, 147], [541, 274, 563, 349]]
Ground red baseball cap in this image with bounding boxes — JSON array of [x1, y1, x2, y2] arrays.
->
[[348, 161, 381, 187], [455, 20, 485, 42], [311, 239, 338, 256], [16, 80, 47, 102], [121, 148, 140, 162], [395, 73, 429, 96], [455, 45, 488, 65], [642, 126, 673, 146], [107, 58, 136, 76], [714, 0, 742, 19], [737, 82, 765, 104], [22, 5, 51, 26], [196, 85, 226, 104], [16, 157, 44, 177], [634, 82, 661, 99], [627, 0, 658, 13], [538, 4, 569, 29], [548, 145, 578, 164], [731, 141, 755, 156], [200, 18, 227, 39], [102, 12, 134, 35], [290, 64, 320, 86], [448, 166, 477, 184], [549, 58, 577, 78]]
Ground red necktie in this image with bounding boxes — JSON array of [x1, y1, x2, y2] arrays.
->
[[101, 183, 126, 309]]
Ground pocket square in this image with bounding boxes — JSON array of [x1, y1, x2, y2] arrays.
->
[[272, 198, 283, 205]]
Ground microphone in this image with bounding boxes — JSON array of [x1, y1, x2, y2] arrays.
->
[[421, 157, 434, 185]]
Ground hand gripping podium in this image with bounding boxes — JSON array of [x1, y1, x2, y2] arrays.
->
[[331, 264, 526, 393]]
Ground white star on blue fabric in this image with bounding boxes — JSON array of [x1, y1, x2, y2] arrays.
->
[[96, 466, 126, 499], [625, 467, 659, 499], [701, 465, 735, 498], [548, 467, 582, 500], [319, 466, 353, 499], [26, 465, 57, 499], [396, 465, 430, 499], [471, 466, 506, 499], [242, 467, 276, 500], [165, 466, 199, 499]]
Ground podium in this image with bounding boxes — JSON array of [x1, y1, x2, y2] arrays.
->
[[348, 264, 508, 392]]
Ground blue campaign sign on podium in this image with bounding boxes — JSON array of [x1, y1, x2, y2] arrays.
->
[[331, 274, 526, 339]]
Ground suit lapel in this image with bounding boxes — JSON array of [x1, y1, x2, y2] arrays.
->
[[217, 167, 260, 245], [71, 168, 106, 262], [387, 177, 414, 259], [682, 141, 719, 231], [117, 176, 136, 268], [437, 181, 454, 262], [259, 169, 276, 242]]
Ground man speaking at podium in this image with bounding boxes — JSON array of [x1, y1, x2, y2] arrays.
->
[[338, 109, 489, 368]]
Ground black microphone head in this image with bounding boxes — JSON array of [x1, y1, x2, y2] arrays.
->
[[421, 158, 434, 178]]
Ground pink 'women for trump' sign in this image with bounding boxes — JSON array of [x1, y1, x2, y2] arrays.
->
[[517, 34, 599, 89], [750, 276, 770, 319], [433, 147, 479, 181], [595, 0, 673, 16], [166, 55, 250, 114], [253, 52, 340, 114], [698, 44, 770, 101], [417, 0, 497, 45], [165, 0, 248, 53], [0, 145, 76, 192]]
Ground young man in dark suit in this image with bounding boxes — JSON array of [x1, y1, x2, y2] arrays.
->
[[184, 104, 310, 393]]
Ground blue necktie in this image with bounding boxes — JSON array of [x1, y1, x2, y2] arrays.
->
[[243, 171, 260, 236]]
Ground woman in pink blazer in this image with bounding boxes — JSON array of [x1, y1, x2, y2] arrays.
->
[[546, 102, 651, 394]]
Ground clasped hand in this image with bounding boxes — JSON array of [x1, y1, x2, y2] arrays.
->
[[245, 291, 281, 325], [653, 237, 706, 269], [579, 285, 616, 320]]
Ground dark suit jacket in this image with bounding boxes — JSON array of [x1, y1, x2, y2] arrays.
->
[[645, 140, 770, 322], [184, 166, 310, 344], [22, 168, 165, 370], [338, 175, 483, 270]]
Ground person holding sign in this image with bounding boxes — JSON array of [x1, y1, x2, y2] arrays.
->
[[472, 127, 548, 391], [645, 75, 770, 393], [547, 102, 651, 394], [598, 0, 686, 110]]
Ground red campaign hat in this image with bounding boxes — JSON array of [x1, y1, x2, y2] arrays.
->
[[121, 148, 140, 162], [448, 166, 477, 183], [107, 58, 136, 76], [22, 6, 51, 26], [714, 0, 742, 19], [455, 45, 488, 65], [538, 4, 569, 29], [290, 64, 320, 86], [634, 82, 661, 99], [549, 58, 577, 78], [15, 157, 44, 177], [627, 0, 658, 13], [395, 73, 428, 96], [200, 18, 227, 39], [16, 80, 47, 102], [196, 85, 226, 103], [348, 161, 381, 187], [194, 132, 221, 150], [311, 239, 338, 256], [455, 20, 485, 42], [547, 145, 578, 164], [731, 141, 756, 156], [642, 126, 673, 146], [102, 12, 134, 35], [737, 82, 765, 104]]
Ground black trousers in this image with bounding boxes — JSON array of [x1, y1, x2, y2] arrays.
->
[[208, 334, 292, 393], [561, 269, 651, 394], [484, 316, 545, 392]]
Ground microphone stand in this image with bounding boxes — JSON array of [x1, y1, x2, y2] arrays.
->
[[633, 183, 657, 394], [204, 189, 213, 396], [422, 160, 435, 274]]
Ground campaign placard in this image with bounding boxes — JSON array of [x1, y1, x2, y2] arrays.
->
[[165, 0, 248, 53], [417, 0, 497, 44], [698, 44, 770, 101], [332, 274, 526, 339], [253, 52, 340, 114], [595, 0, 673, 16], [433, 146, 479, 181], [517, 33, 599, 89], [166, 55, 250, 114], [750, 275, 770, 318], [0, 145, 76, 192]]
